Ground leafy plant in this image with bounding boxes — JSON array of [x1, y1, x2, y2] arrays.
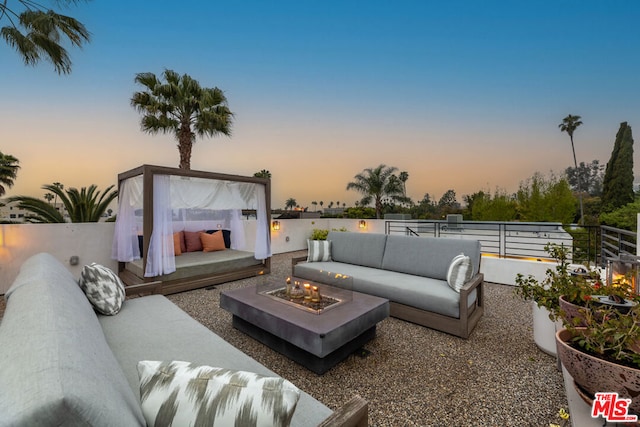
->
[[309, 227, 348, 240], [309, 229, 329, 240], [514, 244, 599, 320], [569, 305, 640, 369]]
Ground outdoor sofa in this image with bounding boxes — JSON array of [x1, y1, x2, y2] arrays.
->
[[0, 252, 366, 426], [293, 232, 484, 339]]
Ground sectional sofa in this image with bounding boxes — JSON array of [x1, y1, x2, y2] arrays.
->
[[293, 232, 484, 339], [0, 253, 366, 426]]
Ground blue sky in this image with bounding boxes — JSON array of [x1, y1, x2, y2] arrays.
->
[[2, 0, 640, 209]]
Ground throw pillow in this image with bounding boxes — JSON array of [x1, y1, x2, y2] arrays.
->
[[78, 263, 126, 315], [184, 230, 204, 252], [206, 229, 232, 248], [446, 253, 473, 292], [173, 232, 183, 256], [137, 361, 301, 427], [307, 239, 332, 262], [200, 231, 226, 252]]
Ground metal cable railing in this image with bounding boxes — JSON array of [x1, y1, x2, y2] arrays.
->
[[384, 219, 603, 264]]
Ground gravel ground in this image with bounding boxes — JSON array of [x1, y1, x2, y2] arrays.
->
[[167, 250, 568, 427], [0, 251, 567, 426]]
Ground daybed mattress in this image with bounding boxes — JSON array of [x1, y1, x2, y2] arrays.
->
[[125, 250, 261, 281]]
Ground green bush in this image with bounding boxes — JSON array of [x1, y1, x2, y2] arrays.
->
[[309, 229, 329, 240]]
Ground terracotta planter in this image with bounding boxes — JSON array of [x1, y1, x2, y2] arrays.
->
[[556, 328, 640, 415], [558, 295, 587, 327]]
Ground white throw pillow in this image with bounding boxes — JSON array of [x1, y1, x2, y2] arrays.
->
[[307, 239, 332, 262], [78, 263, 126, 315], [137, 361, 301, 427], [446, 253, 473, 292]]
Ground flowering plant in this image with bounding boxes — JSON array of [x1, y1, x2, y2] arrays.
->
[[515, 244, 601, 320]]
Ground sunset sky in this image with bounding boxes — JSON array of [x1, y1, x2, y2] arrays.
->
[[2, 1, 640, 209]]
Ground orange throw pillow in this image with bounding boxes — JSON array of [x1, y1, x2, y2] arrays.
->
[[200, 231, 226, 252], [173, 232, 183, 256]]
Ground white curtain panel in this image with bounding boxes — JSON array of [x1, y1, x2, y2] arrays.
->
[[145, 175, 176, 277], [111, 176, 143, 262]]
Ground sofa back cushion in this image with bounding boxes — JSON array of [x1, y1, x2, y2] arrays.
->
[[382, 235, 481, 280], [328, 231, 388, 269], [0, 253, 145, 427]]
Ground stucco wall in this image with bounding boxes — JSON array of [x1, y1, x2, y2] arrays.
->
[[0, 223, 118, 295], [1, 219, 581, 294]]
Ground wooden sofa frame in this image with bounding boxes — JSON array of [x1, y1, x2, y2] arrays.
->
[[117, 164, 271, 295]]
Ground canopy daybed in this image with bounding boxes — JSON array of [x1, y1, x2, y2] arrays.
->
[[112, 165, 271, 295]]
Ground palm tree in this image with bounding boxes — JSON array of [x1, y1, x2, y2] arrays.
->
[[346, 164, 403, 219], [8, 184, 117, 223], [0, 151, 20, 197], [131, 69, 234, 170], [285, 198, 297, 210], [319, 201, 323, 210], [253, 169, 271, 179], [1, 0, 90, 74], [559, 114, 584, 223], [399, 171, 409, 196], [43, 193, 54, 203], [52, 181, 63, 206], [311, 201, 318, 211]]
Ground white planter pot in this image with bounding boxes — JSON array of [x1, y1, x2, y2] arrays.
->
[[532, 302, 562, 356]]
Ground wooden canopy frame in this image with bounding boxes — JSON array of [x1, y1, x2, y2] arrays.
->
[[116, 164, 271, 294]]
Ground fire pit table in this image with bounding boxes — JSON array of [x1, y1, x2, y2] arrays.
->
[[220, 276, 389, 374]]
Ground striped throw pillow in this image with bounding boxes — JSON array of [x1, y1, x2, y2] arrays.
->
[[446, 253, 473, 292], [307, 239, 332, 262], [137, 361, 301, 427]]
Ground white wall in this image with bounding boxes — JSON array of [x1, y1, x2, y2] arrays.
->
[[0, 223, 117, 294], [0, 219, 567, 294]]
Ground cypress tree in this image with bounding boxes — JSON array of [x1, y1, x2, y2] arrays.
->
[[602, 122, 635, 212]]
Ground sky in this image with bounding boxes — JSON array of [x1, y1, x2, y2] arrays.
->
[[2, 0, 640, 210]]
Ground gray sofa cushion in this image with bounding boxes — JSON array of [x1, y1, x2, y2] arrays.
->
[[0, 253, 145, 427], [294, 261, 476, 318], [327, 231, 388, 269], [99, 294, 332, 427], [381, 235, 481, 280]]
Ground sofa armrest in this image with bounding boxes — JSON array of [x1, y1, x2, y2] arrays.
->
[[291, 255, 307, 268], [125, 281, 162, 297], [317, 395, 368, 427], [459, 273, 484, 308]]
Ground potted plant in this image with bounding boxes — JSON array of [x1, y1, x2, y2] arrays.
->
[[556, 303, 640, 415], [514, 244, 598, 355]]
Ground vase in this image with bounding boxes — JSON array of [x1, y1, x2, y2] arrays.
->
[[559, 295, 588, 327], [532, 302, 562, 356], [556, 328, 640, 415]]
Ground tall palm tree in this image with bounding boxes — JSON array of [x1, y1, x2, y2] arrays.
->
[[1, 0, 90, 74], [8, 184, 117, 223], [346, 164, 403, 219], [131, 69, 234, 170], [399, 171, 409, 196], [285, 198, 297, 210], [0, 151, 20, 197], [559, 114, 584, 223]]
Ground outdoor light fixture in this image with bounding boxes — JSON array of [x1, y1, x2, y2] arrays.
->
[[606, 254, 640, 294], [359, 220, 366, 229], [272, 220, 280, 231]]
